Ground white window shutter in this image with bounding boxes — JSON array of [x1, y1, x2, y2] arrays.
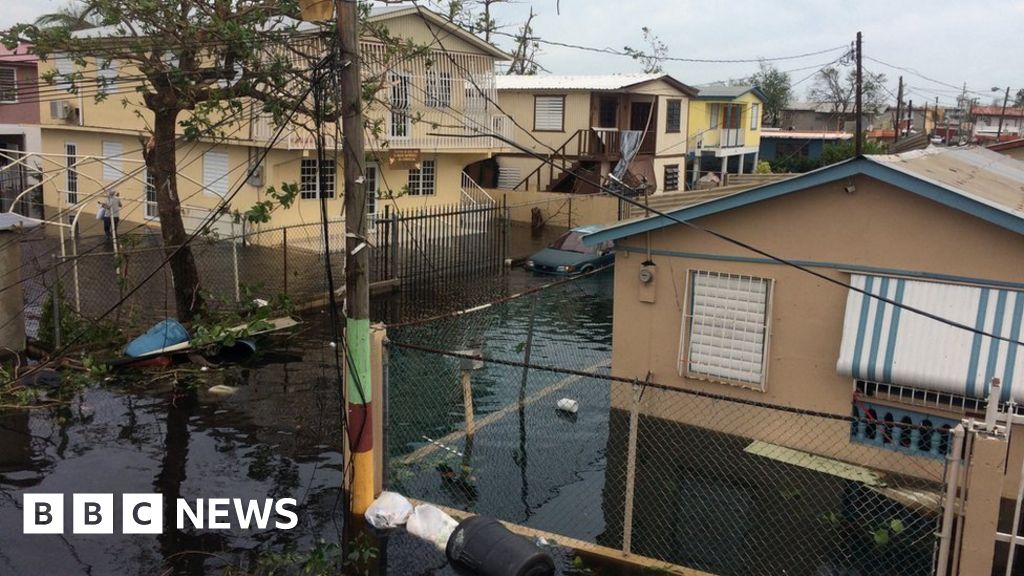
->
[[203, 150, 230, 196], [534, 96, 564, 130], [684, 271, 770, 387], [101, 141, 124, 181]]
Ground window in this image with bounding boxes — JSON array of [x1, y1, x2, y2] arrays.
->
[[534, 95, 565, 131], [598, 96, 617, 128], [65, 143, 78, 205], [202, 150, 230, 196], [750, 103, 759, 130], [54, 56, 74, 91], [709, 103, 719, 128], [663, 164, 679, 192], [407, 159, 435, 196], [101, 141, 123, 181], [426, 71, 451, 108], [666, 99, 681, 132], [497, 167, 521, 189], [390, 72, 411, 139], [365, 163, 378, 222], [681, 270, 772, 388], [299, 159, 336, 200], [0, 67, 16, 103], [145, 170, 159, 219], [96, 59, 117, 95], [722, 104, 742, 129]]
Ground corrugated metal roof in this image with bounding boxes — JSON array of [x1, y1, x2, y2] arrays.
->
[[868, 146, 1024, 221], [495, 73, 666, 91], [694, 84, 754, 98], [837, 273, 1024, 401]]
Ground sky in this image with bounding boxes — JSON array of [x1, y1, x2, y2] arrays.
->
[[3, 0, 1022, 106]]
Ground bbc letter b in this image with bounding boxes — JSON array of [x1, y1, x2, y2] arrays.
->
[[23, 494, 64, 534]]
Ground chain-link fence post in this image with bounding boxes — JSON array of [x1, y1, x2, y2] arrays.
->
[[282, 226, 289, 297], [50, 254, 61, 349], [622, 382, 642, 556], [232, 219, 241, 303]]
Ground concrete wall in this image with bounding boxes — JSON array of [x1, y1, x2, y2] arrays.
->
[[608, 174, 1024, 481], [489, 189, 619, 229]]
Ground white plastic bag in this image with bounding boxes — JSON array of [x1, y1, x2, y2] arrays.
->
[[556, 398, 579, 414], [406, 504, 458, 550], [364, 491, 413, 530], [96, 206, 106, 220]]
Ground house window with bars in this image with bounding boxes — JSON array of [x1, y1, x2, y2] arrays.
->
[[145, 171, 159, 219], [681, 270, 772, 389], [407, 159, 435, 196], [0, 67, 16, 103], [300, 159, 335, 199], [390, 72, 411, 139], [663, 164, 679, 191], [65, 143, 78, 205], [426, 71, 451, 108]]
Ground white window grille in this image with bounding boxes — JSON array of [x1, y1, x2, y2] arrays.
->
[[365, 162, 378, 220], [145, 170, 159, 219], [390, 72, 411, 139], [750, 103, 760, 130], [300, 159, 335, 199], [202, 150, 230, 196], [681, 270, 772, 389], [96, 59, 117, 95], [101, 141, 123, 181], [497, 167, 521, 189], [65, 143, 78, 205], [407, 159, 435, 196], [534, 95, 564, 131], [426, 71, 451, 108], [55, 56, 74, 91], [0, 67, 16, 103]]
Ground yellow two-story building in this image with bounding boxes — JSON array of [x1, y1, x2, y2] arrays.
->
[[36, 5, 511, 238], [687, 85, 765, 186]]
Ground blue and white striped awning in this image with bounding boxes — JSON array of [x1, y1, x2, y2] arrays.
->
[[837, 274, 1024, 402]]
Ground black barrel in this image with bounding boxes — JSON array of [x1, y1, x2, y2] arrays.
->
[[445, 516, 555, 576]]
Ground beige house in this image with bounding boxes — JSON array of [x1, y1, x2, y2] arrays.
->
[[35, 6, 510, 237], [584, 146, 1024, 492], [493, 74, 696, 195]]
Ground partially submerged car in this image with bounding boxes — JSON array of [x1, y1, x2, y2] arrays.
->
[[524, 225, 613, 275]]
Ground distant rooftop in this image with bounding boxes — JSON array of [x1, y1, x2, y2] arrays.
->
[[693, 84, 766, 101], [972, 105, 1024, 118], [761, 129, 852, 140], [0, 43, 36, 64]]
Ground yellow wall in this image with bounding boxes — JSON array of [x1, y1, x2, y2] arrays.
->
[[497, 90, 591, 154], [608, 175, 1024, 481], [687, 90, 764, 150]]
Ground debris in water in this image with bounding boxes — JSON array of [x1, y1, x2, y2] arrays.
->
[[556, 398, 578, 414], [207, 384, 238, 396]]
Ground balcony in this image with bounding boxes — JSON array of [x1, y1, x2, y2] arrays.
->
[[720, 128, 745, 148]]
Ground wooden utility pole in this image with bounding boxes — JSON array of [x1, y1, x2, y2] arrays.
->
[[996, 86, 1010, 142], [337, 0, 375, 519], [894, 76, 903, 143], [854, 31, 863, 156], [906, 100, 913, 137]]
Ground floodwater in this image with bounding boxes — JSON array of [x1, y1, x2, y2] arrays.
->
[[1, 267, 605, 575]]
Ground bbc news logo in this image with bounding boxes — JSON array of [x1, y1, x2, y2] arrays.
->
[[23, 494, 298, 534]]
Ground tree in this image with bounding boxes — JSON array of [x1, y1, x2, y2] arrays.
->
[[623, 27, 668, 74], [820, 139, 887, 165], [7, 0, 324, 322], [505, 7, 540, 75], [1014, 88, 1024, 108], [34, 1, 103, 30], [434, 0, 542, 75], [808, 66, 888, 127], [747, 61, 791, 127]]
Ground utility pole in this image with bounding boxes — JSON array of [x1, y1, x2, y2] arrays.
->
[[855, 31, 863, 156], [997, 85, 1010, 142], [907, 99, 913, 137], [956, 82, 967, 145], [894, 76, 903, 143], [337, 0, 374, 520]]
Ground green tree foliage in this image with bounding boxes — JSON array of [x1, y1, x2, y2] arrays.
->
[[748, 61, 792, 127], [820, 139, 887, 165]]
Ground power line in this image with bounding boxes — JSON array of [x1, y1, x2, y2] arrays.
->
[[427, 127, 1024, 347]]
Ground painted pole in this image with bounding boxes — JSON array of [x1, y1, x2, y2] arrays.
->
[[337, 0, 374, 518]]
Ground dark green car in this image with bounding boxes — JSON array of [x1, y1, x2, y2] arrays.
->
[[524, 225, 614, 275]]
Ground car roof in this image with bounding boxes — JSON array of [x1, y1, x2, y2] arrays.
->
[[570, 225, 604, 234]]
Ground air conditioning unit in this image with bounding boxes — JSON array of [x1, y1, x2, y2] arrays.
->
[[49, 100, 77, 122], [247, 164, 264, 187]]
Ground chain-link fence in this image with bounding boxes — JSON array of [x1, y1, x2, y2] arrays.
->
[[383, 272, 946, 576]]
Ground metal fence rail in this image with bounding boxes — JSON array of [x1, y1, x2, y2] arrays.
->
[[383, 276, 945, 576]]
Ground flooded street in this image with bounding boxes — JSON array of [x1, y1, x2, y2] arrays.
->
[[1, 266, 606, 575]]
